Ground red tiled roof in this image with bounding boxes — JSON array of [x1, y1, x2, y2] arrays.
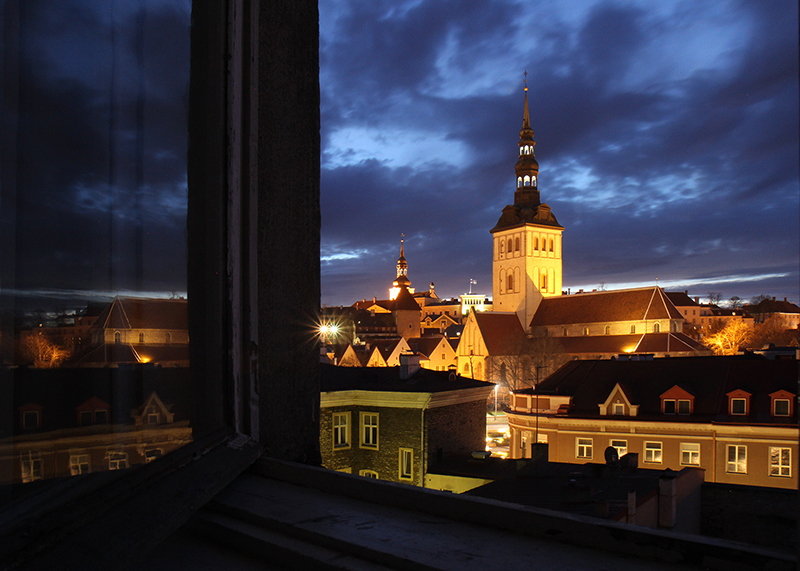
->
[[530, 287, 682, 327], [664, 291, 698, 307], [407, 336, 444, 358], [474, 312, 527, 355]]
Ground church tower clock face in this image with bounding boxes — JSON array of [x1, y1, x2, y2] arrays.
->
[[490, 78, 563, 331]]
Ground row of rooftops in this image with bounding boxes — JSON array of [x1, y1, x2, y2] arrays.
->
[[512, 355, 797, 424]]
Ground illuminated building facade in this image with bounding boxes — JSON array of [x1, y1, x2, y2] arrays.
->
[[507, 356, 798, 490]]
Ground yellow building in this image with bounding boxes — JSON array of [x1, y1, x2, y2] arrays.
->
[[507, 356, 798, 490]]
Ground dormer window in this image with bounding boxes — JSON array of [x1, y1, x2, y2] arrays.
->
[[727, 389, 751, 416], [769, 390, 794, 418], [661, 386, 694, 415], [612, 403, 624, 415]]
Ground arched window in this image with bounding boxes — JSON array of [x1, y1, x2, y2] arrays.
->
[[540, 273, 547, 291], [671, 322, 678, 333], [507, 239, 513, 252], [604, 325, 611, 335], [653, 323, 661, 333], [549, 239, 553, 252], [475, 362, 483, 379], [523, 175, 530, 186], [463, 362, 469, 374], [533, 237, 538, 250], [583, 327, 589, 336], [630, 324, 636, 334], [563, 327, 568, 336], [507, 274, 514, 291], [514, 237, 520, 251], [139, 332, 145, 343], [165, 332, 171, 344], [517, 177, 522, 187], [500, 241, 504, 254], [114, 331, 121, 344], [532, 175, 537, 188]]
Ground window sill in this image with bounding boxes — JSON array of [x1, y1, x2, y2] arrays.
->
[[156, 458, 795, 571]]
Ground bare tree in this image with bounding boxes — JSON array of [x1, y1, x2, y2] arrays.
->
[[748, 315, 799, 349], [487, 335, 567, 397], [728, 296, 742, 309], [707, 292, 723, 306], [705, 321, 751, 355], [21, 334, 71, 368]]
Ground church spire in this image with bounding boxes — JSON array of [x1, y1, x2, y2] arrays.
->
[[514, 72, 540, 206]]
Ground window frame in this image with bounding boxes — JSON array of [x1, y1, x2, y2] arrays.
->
[[769, 447, 791, 478], [726, 445, 747, 474], [644, 441, 662, 464], [773, 399, 790, 417], [0, 2, 319, 567], [359, 470, 378, 479], [730, 398, 747, 415], [680, 443, 700, 466], [332, 412, 351, 450], [360, 412, 379, 449], [399, 448, 414, 481], [610, 440, 627, 457], [576, 438, 593, 459]]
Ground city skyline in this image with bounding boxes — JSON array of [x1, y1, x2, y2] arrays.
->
[[320, 0, 799, 307]]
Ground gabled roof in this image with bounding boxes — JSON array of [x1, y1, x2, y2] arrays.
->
[[523, 356, 797, 423], [530, 287, 682, 327], [407, 336, 447, 359], [474, 312, 527, 355], [664, 291, 698, 307], [393, 286, 421, 311], [92, 297, 188, 331], [744, 298, 800, 315]]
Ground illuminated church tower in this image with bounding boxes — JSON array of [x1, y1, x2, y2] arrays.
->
[[491, 79, 563, 330], [389, 237, 414, 300]]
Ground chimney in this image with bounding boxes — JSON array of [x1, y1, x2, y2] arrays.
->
[[373, 296, 377, 303], [658, 472, 678, 529], [784, 297, 787, 302], [694, 297, 699, 303], [399, 353, 421, 379], [772, 297, 776, 302]]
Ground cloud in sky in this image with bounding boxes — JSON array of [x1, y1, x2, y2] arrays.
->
[[6, 0, 798, 312], [320, 0, 799, 306]]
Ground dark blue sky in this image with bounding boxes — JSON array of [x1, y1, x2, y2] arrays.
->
[[5, 1, 798, 311], [319, 0, 799, 307]]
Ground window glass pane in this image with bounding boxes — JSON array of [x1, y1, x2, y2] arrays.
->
[[1, 0, 193, 499]]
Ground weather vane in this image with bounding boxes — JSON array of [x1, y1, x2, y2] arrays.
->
[[524, 70, 527, 90]]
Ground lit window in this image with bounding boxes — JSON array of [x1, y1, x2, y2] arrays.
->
[[21, 451, 43, 483], [610, 440, 627, 457], [108, 451, 129, 471], [726, 445, 746, 473], [359, 470, 378, 479], [774, 399, 790, 417], [69, 454, 91, 476], [399, 448, 414, 480], [361, 412, 379, 449], [769, 447, 791, 477], [680, 443, 700, 466], [644, 442, 662, 463], [333, 412, 350, 449], [576, 438, 592, 459], [731, 398, 746, 415]]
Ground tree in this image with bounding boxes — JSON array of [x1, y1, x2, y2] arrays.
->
[[747, 315, 799, 349], [487, 335, 568, 399], [728, 296, 742, 309], [704, 321, 751, 355], [707, 291, 723, 306], [21, 334, 70, 368], [749, 294, 771, 305]]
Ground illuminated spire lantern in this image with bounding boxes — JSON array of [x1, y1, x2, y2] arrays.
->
[[389, 236, 414, 300], [490, 75, 564, 331]]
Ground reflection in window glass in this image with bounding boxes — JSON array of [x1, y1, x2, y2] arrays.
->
[[1, 0, 192, 496]]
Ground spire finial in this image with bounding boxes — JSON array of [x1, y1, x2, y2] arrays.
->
[[522, 72, 531, 129], [524, 70, 528, 92]]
